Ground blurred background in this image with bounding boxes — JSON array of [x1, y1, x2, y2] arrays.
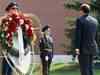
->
[[0, 0, 65, 54], [0, 0, 100, 75]]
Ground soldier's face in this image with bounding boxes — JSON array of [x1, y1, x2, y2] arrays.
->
[[45, 28, 51, 36]]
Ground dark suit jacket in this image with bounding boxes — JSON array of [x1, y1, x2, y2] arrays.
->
[[75, 14, 98, 55]]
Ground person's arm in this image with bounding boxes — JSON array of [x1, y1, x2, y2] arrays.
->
[[51, 37, 54, 56], [75, 18, 82, 55]]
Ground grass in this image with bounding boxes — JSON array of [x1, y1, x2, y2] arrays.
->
[[50, 63, 100, 75], [51, 68, 100, 75], [51, 69, 79, 75], [10, 63, 100, 75]]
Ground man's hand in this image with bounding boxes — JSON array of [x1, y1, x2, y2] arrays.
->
[[75, 49, 80, 55]]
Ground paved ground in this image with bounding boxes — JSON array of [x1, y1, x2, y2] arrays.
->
[[33, 55, 78, 64]]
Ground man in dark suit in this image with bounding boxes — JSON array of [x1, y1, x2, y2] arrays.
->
[[75, 4, 98, 75]]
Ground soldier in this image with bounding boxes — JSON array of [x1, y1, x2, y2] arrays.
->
[[39, 25, 54, 75]]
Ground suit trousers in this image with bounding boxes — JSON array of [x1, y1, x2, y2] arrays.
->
[[78, 54, 94, 75]]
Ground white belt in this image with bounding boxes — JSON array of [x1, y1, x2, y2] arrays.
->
[[44, 49, 52, 52]]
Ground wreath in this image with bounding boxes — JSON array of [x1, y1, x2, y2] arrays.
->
[[0, 14, 33, 57]]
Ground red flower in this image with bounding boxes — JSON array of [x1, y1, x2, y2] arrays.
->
[[2, 14, 33, 47], [27, 26, 33, 38]]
